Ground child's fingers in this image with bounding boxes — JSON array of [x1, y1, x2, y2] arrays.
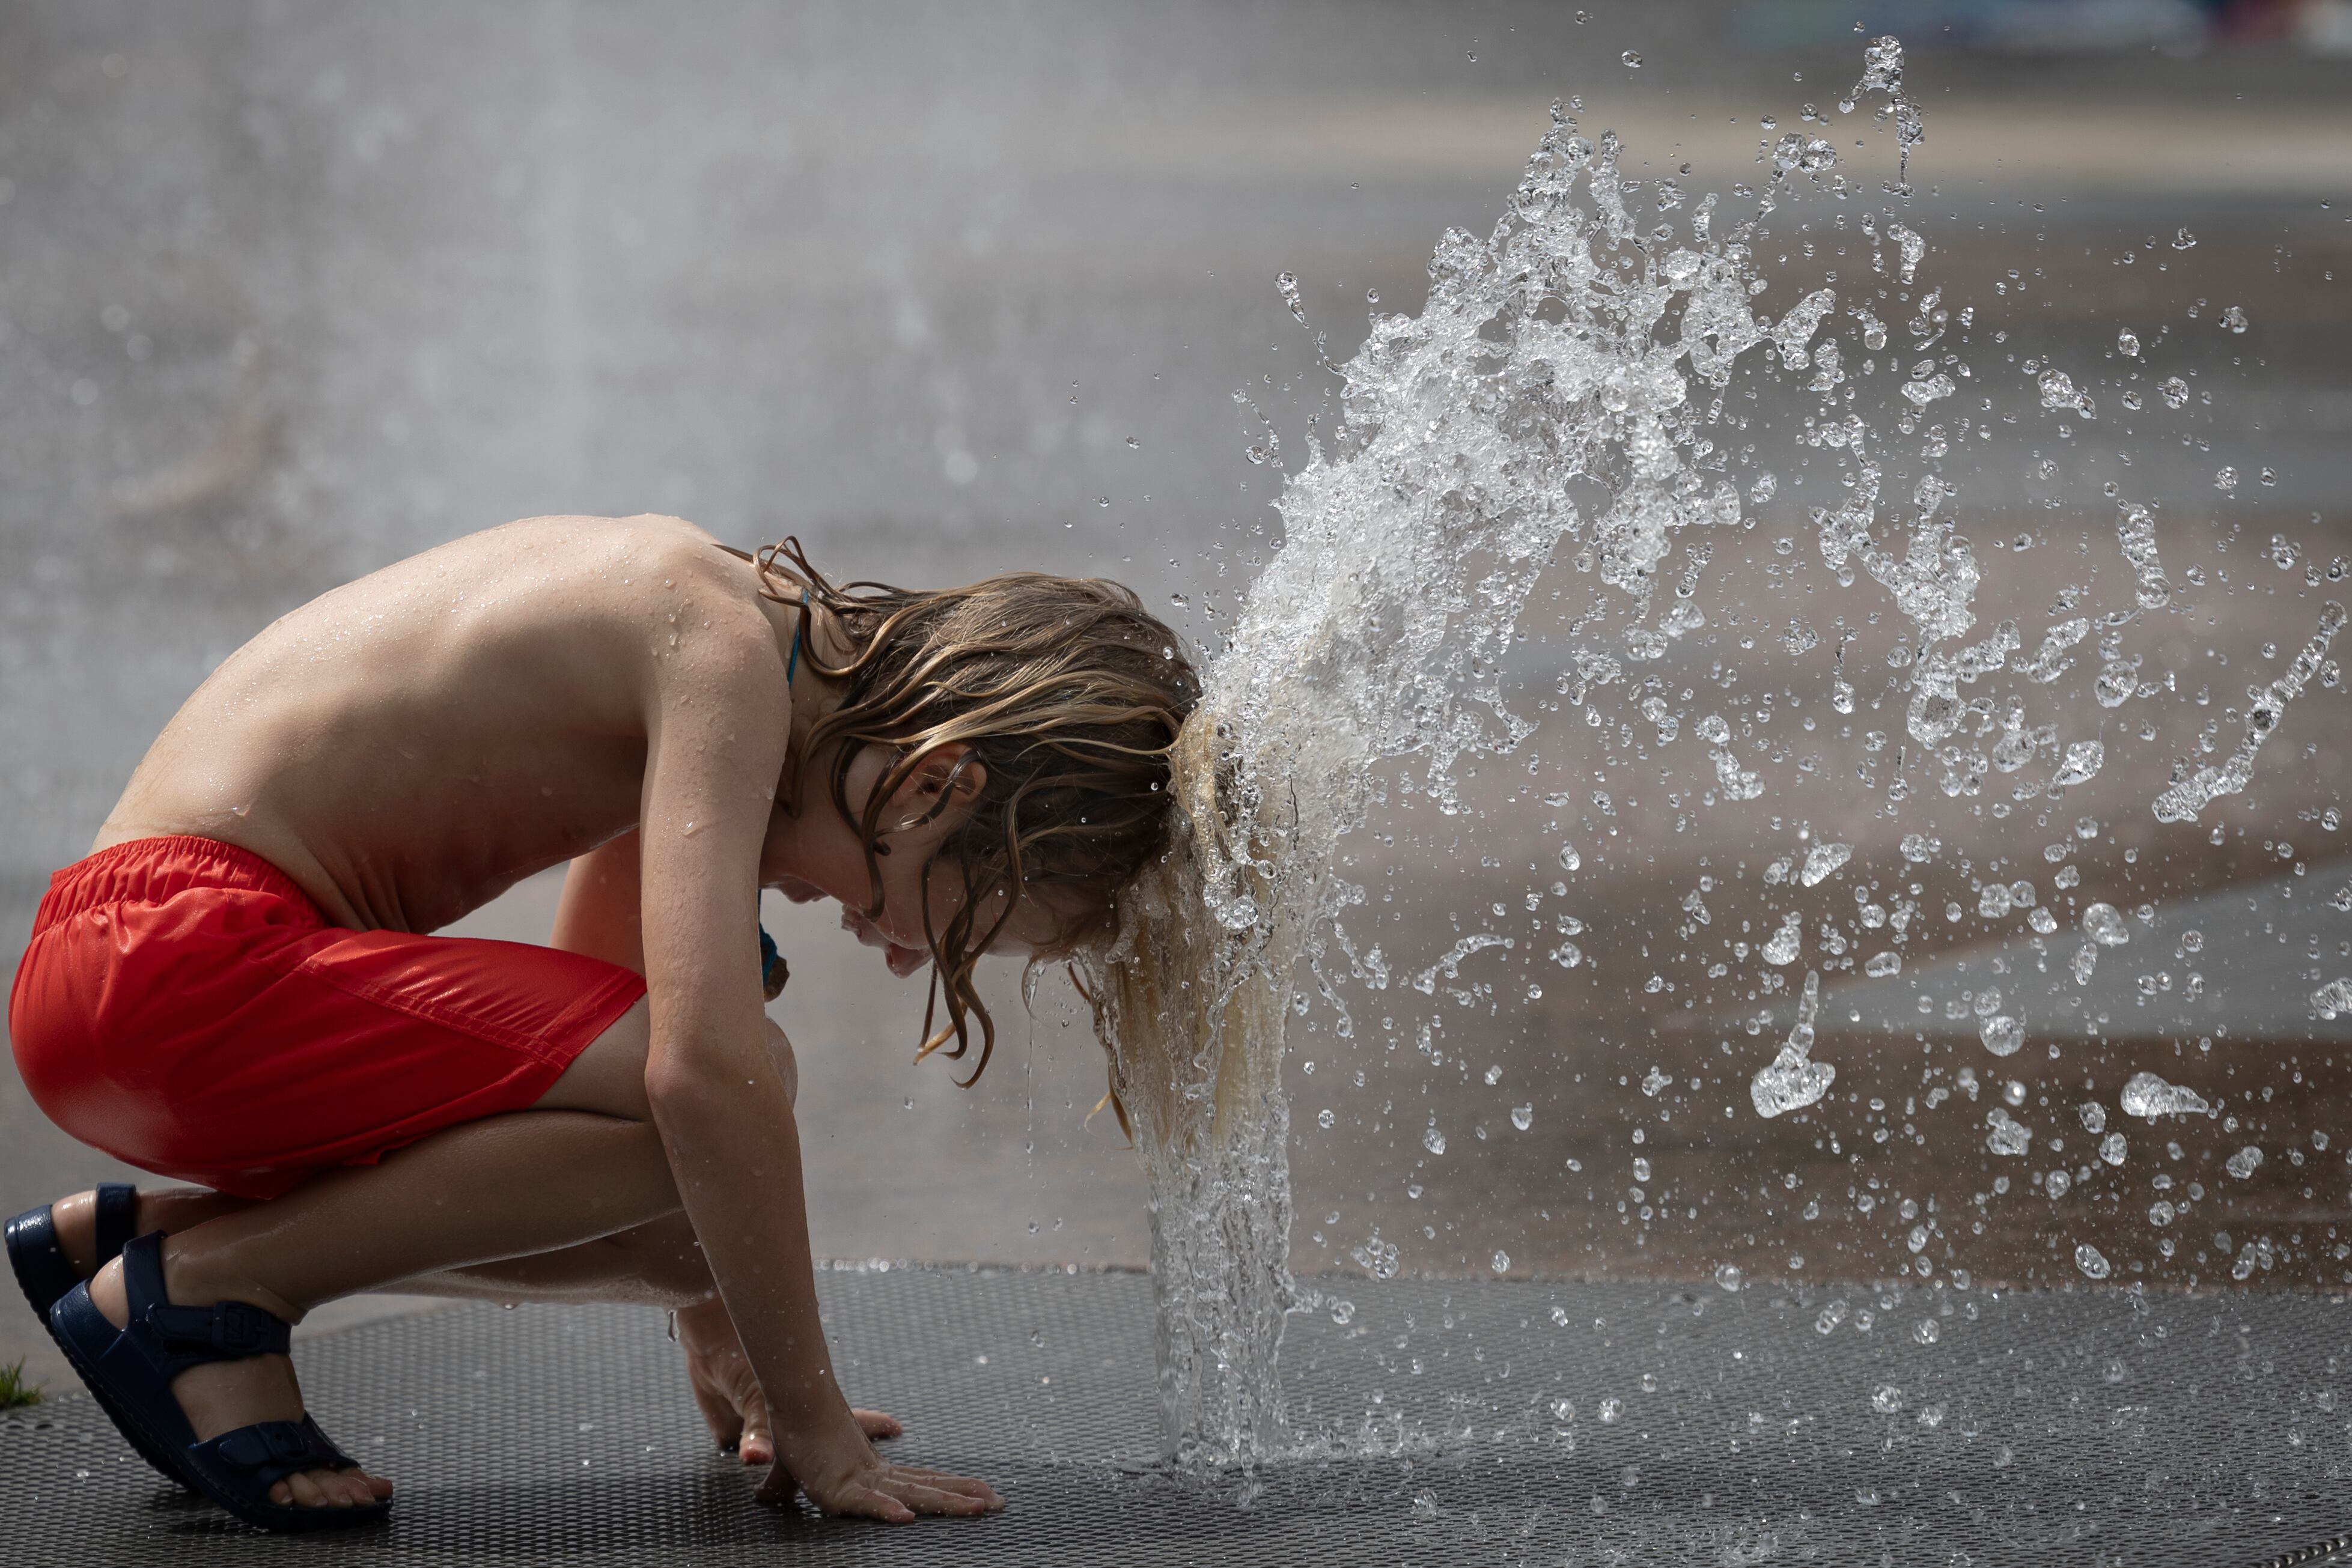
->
[[832, 1485, 916, 1524], [852, 1406, 902, 1440], [882, 1478, 997, 1516], [736, 1392, 776, 1465], [882, 1466, 1004, 1510], [689, 1375, 745, 1451]]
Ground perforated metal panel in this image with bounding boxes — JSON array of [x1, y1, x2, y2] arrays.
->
[[4, 1266, 2349, 1566]]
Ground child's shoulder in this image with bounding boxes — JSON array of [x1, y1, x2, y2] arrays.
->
[[380, 513, 765, 633], [455, 511, 736, 588]]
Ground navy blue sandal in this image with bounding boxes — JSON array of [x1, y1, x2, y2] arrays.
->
[[6, 1186, 186, 1487], [49, 1233, 388, 1532], [7, 1183, 137, 1317]]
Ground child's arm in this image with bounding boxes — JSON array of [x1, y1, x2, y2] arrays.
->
[[550, 830, 645, 972], [631, 604, 998, 1522]]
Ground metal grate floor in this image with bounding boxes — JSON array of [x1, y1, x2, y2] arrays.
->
[[5, 1265, 2350, 1566]]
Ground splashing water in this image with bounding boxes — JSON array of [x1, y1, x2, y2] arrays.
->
[[1079, 81, 1906, 1460], [2151, 601, 2344, 823], [2119, 1071, 2211, 1120], [1076, 31, 2283, 1463], [1751, 970, 1835, 1117]]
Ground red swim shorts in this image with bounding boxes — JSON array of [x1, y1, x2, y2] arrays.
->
[[8, 835, 646, 1200]]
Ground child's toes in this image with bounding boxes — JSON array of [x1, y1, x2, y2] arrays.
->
[[279, 1468, 352, 1509]]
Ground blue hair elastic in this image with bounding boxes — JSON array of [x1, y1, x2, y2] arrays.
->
[[787, 588, 808, 684], [758, 925, 787, 1000]]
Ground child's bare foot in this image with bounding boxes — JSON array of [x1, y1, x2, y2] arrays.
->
[[46, 1187, 249, 1278], [86, 1249, 390, 1509]]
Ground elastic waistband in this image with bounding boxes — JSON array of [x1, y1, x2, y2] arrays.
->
[[34, 836, 320, 928]]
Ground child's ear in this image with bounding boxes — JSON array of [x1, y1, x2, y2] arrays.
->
[[905, 744, 987, 813]]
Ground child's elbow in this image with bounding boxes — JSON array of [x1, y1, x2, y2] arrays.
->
[[643, 1032, 790, 1119]]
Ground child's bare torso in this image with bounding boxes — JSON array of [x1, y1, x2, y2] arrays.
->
[[96, 514, 787, 934]]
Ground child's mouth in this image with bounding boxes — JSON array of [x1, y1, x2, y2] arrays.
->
[[841, 908, 927, 977]]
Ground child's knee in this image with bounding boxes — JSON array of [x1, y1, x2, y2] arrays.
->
[[608, 1212, 713, 1307], [762, 1019, 798, 1107]]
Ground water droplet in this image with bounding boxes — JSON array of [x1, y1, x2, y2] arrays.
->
[[1985, 1108, 2031, 1156], [1979, 1015, 2024, 1057], [1558, 843, 1581, 872], [2116, 328, 2140, 357], [2119, 1071, 2210, 1119], [2052, 740, 2104, 788], [1870, 1384, 1904, 1414], [1511, 1103, 1534, 1131], [2172, 226, 2198, 250], [1800, 841, 1853, 887], [2082, 903, 2129, 946], [2221, 304, 2249, 334], [1349, 1233, 1401, 1280], [2225, 1145, 2264, 1179], [1621, 49, 1642, 67], [1317, 1107, 1335, 1129], [1275, 270, 1306, 326], [2074, 1243, 2112, 1280], [1422, 1125, 1447, 1156], [1491, 1250, 1510, 1273]]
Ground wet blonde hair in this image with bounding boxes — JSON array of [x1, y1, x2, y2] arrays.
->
[[746, 537, 1198, 1088]]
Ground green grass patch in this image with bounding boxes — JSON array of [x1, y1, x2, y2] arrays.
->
[[0, 1357, 42, 1409]]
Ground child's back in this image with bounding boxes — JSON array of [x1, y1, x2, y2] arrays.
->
[[99, 512, 763, 935]]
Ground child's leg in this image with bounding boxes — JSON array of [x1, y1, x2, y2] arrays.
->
[[44, 1186, 253, 1276], [398, 1209, 714, 1307], [85, 1004, 685, 1511]]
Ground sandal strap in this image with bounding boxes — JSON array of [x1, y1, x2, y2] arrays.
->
[[144, 1298, 290, 1362], [90, 1185, 138, 1268], [117, 1233, 291, 1373], [193, 1416, 357, 1490]]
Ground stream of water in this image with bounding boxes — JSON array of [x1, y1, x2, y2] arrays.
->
[[1079, 35, 2339, 1466]]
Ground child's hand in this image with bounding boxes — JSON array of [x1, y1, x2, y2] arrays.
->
[[758, 1424, 1004, 1521], [677, 1295, 903, 1464]]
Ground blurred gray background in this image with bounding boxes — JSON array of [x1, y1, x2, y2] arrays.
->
[[4, 1, 2351, 1385]]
